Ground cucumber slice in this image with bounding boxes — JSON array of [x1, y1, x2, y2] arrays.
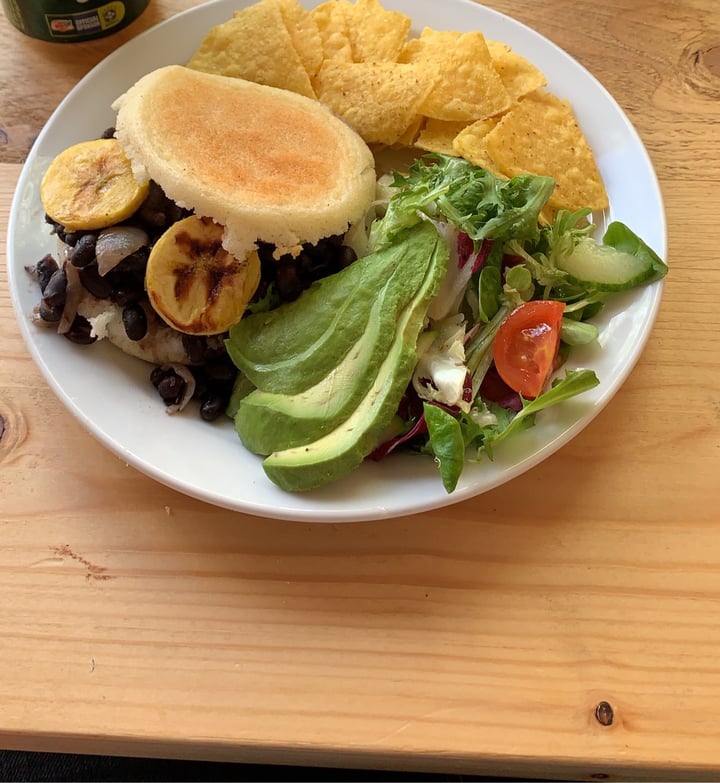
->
[[556, 237, 654, 291]]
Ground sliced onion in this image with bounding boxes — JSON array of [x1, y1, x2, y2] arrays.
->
[[96, 226, 149, 276], [57, 262, 82, 335]]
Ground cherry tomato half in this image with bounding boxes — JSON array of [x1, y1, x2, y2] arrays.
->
[[492, 300, 566, 399]]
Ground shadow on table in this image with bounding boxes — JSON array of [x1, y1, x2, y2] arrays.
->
[[1, 752, 541, 782]]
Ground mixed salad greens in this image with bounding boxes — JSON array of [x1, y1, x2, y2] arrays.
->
[[228, 154, 667, 493], [372, 155, 665, 491]]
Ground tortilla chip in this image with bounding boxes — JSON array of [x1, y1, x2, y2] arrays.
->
[[400, 28, 511, 121], [486, 40, 547, 102], [483, 90, 609, 211], [394, 115, 424, 148], [347, 0, 411, 62], [275, 0, 324, 79], [415, 118, 469, 156], [187, 0, 315, 98], [451, 118, 501, 172], [310, 0, 354, 63], [314, 60, 437, 146]]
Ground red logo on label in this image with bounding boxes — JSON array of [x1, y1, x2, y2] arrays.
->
[[50, 19, 74, 32]]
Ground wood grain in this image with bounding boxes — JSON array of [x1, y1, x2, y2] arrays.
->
[[2, 0, 720, 779]]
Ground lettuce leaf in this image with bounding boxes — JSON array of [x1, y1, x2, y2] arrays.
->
[[423, 369, 599, 492], [478, 369, 600, 456], [372, 154, 555, 250], [423, 402, 465, 494]]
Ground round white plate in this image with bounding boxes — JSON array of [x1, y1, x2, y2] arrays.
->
[[7, 0, 667, 522]]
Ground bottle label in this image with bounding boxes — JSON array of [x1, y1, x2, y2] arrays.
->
[[46, 1, 126, 38], [2, 0, 149, 42]]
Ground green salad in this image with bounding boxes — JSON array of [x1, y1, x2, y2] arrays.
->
[[226, 154, 667, 493]]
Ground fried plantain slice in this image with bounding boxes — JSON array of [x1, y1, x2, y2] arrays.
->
[[145, 215, 261, 335], [41, 138, 149, 232]]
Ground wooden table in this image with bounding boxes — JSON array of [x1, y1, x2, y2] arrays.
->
[[1, 0, 719, 779]]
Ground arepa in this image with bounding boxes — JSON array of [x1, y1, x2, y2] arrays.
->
[[112, 65, 377, 260]]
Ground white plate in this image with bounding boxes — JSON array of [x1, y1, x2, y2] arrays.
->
[[7, 0, 667, 522]]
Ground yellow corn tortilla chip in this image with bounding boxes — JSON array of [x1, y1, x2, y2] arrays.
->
[[400, 28, 511, 122], [276, 0, 324, 79], [483, 90, 609, 211], [310, 0, 353, 63], [451, 118, 501, 172], [187, 0, 315, 98], [394, 115, 424, 148], [314, 60, 437, 146], [347, 0, 412, 63], [486, 40, 548, 102], [415, 118, 469, 156]]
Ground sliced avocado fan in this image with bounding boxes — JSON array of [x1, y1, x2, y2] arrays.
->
[[226, 221, 449, 492], [235, 225, 442, 454]]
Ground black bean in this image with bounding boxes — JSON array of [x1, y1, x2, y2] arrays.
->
[[62, 230, 83, 247], [189, 368, 209, 400], [297, 248, 328, 280], [320, 240, 343, 266], [157, 373, 185, 404], [33, 254, 59, 293], [38, 300, 62, 323], [182, 334, 206, 365], [69, 233, 97, 268], [63, 315, 96, 345], [105, 252, 148, 306], [113, 248, 149, 275], [47, 222, 73, 244], [122, 304, 147, 341], [42, 267, 67, 308], [257, 242, 275, 265], [79, 264, 113, 299], [111, 287, 144, 307], [107, 272, 145, 305], [200, 395, 226, 422], [139, 208, 165, 229], [165, 202, 190, 225], [337, 244, 357, 269], [205, 360, 235, 383], [274, 257, 304, 301], [100, 127, 116, 139], [150, 365, 169, 388], [137, 182, 190, 234]]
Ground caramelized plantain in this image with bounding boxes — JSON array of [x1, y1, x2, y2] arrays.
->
[[41, 138, 149, 231], [145, 215, 261, 335]]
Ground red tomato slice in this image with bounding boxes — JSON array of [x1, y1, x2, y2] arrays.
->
[[492, 300, 566, 399]]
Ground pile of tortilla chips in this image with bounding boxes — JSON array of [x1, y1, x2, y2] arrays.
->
[[187, 0, 608, 215]]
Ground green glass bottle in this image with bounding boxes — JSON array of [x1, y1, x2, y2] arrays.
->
[[2, 0, 150, 42]]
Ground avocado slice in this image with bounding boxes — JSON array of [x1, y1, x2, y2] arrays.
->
[[261, 226, 449, 492], [226, 234, 419, 395], [234, 225, 442, 454], [235, 288, 387, 453]]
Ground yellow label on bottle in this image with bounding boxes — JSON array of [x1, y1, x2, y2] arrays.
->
[[97, 1, 126, 30]]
